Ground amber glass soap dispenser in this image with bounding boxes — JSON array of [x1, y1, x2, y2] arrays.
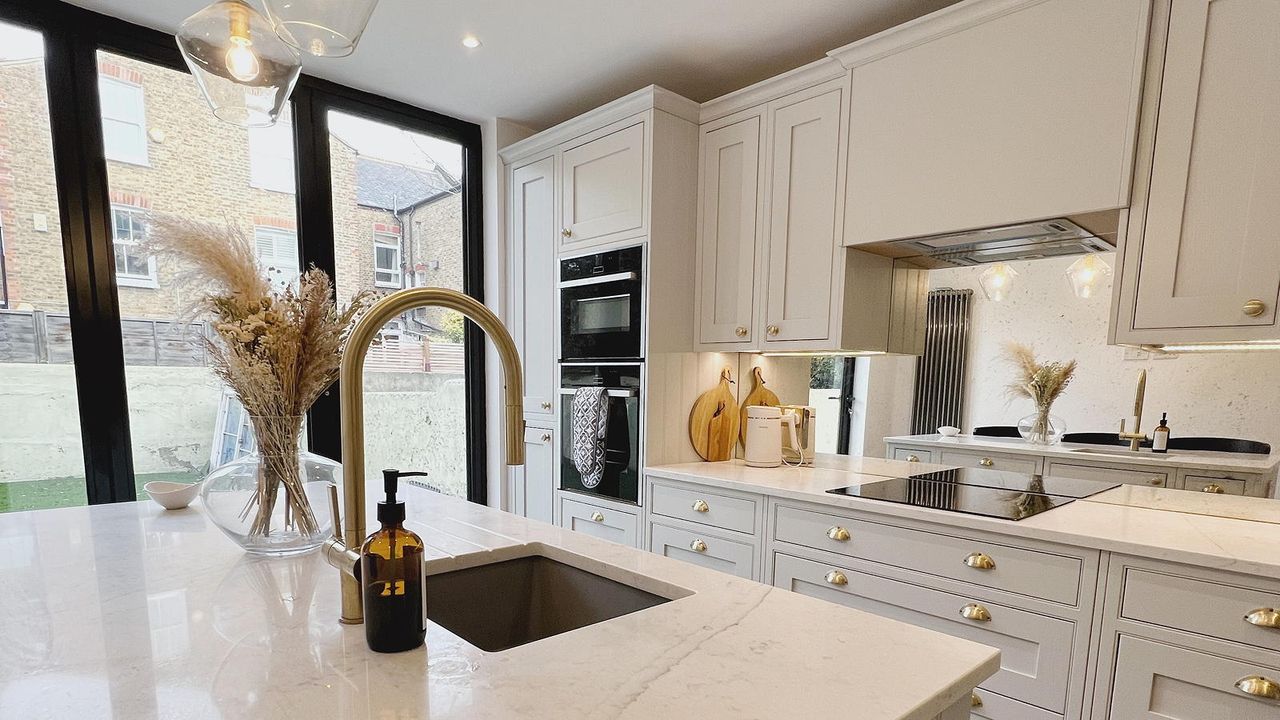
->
[[361, 469, 428, 653]]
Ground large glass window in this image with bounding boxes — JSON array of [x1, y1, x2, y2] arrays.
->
[[0, 21, 89, 512]]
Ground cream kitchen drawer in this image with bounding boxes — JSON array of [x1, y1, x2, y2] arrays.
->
[[773, 504, 1084, 606], [649, 521, 756, 580], [1120, 567, 1280, 655], [1108, 635, 1280, 719], [940, 450, 1040, 475], [559, 495, 639, 548], [1181, 473, 1248, 496], [649, 481, 758, 535], [1044, 461, 1168, 488], [774, 553, 1075, 713], [970, 687, 1060, 720], [892, 447, 934, 464]]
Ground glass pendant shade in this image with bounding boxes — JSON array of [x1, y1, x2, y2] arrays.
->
[[978, 262, 1019, 301], [1064, 254, 1112, 299], [263, 0, 380, 57], [176, 0, 302, 127]]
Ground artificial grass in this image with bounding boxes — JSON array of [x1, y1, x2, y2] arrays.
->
[[0, 470, 201, 513]]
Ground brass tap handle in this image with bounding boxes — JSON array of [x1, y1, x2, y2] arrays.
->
[[824, 570, 848, 586], [964, 552, 996, 570], [327, 483, 342, 542], [322, 483, 360, 580], [1244, 608, 1280, 629], [827, 526, 851, 542], [692, 499, 710, 513], [1235, 675, 1280, 700], [960, 603, 992, 622]]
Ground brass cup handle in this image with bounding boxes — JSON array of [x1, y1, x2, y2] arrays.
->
[[690, 539, 708, 553], [1243, 299, 1267, 317], [590, 511, 605, 523], [905, 454, 920, 463], [692, 499, 710, 513], [960, 603, 992, 622], [1244, 608, 1280, 629], [1235, 675, 1280, 700], [827, 526, 851, 542], [561, 228, 573, 238], [1202, 483, 1225, 494], [824, 570, 848, 586], [970, 692, 983, 708], [979, 457, 994, 467], [766, 324, 780, 336], [964, 552, 996, 570], [734, 326, 748, 337], [1148, 478, 1164, 486]]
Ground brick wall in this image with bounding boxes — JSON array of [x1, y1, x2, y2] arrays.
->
[[405, 192, 463, 330]]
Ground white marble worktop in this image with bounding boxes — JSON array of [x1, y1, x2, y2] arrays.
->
[[0, 488, 998, 720], [647, 459, 1280, 578], [884, 433, 1280, 475]]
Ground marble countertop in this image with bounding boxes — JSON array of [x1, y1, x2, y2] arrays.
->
[[0, 488, 998, 720], [647, 459, 1280, 578], [884, 434, 1280, 474]]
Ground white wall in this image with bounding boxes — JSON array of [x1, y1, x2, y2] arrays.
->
[[921, 255, 1280, 448]]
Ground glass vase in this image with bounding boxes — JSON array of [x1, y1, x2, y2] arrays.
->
[[201, 416, 339, 556], [1018, 409, 1065, 445]]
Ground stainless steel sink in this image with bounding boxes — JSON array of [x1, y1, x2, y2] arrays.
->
[[425, 554, 672, 652]]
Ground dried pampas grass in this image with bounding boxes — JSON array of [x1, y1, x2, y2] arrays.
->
[[1006, 342, 1077, 409]]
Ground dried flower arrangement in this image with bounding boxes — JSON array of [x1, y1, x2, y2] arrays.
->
[[1006, 342, 1077, 444], [148, 217, 372, 541]]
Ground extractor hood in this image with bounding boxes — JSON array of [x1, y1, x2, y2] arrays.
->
[[885, 217, 1116, 268]]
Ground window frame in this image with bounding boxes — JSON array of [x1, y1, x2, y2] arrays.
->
[[372, 231, 403, 288], [109, 203, 156, 287], [98, 74, 148, 165]]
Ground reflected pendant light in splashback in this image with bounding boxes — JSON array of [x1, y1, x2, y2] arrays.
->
[[263, 0, 380, 57], [176, 0, 302, 127], [1064, 254, 1112, 299], [978, 262, 1018, 301]]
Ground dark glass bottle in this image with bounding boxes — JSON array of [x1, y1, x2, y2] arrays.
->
[[361, 469, 428, 653]]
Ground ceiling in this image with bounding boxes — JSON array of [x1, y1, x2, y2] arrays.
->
[[65, 0, 960, 130]]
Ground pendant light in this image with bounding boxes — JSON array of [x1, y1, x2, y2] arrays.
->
[[176, 0, 302, 127], [978, 262, 1019, 301], [1064, 254, 1112, 299], [263, 0, 380, 57]]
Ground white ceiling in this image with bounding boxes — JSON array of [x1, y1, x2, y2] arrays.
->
[[65, 0, 960, 130]]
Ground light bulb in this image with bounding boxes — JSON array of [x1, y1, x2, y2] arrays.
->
[[225, 37, 260, 82], [978, 262, 1019, 301], [1065, 254, 1112, 299]]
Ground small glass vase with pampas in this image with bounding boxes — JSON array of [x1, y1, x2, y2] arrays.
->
[[148, 217, 372, 556], [1006, 343, 1076, 445]]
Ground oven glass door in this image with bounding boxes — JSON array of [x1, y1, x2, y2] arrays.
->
[[560, 277, 641, 361], [559, 389, 640, 504]]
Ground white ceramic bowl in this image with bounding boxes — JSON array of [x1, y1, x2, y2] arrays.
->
[[937, 426, 961, 437], [144, 480, 201, 510]]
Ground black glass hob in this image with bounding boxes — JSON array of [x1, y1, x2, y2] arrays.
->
[[826, 468, 1120, 521]]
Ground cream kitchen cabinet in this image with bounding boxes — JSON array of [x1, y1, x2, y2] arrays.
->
[[557, 492, 640, 548], [559, 121, 646, 249], [829, 0, 1150, 247], [1113, 0, 1280, 346], [509, 155, 557, 421], [511, 425, 555, 524]]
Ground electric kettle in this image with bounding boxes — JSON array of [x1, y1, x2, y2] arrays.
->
[[743, 406, 799, 468], [779, 405, 816, 465]]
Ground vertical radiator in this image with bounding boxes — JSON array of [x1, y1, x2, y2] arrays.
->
[[910, 288, 973, 435]]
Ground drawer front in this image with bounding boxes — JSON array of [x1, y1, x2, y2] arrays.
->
[[649, 482, 757, 534], [1183, 474, 1248, 496], [774, 504, 1083, 605], [774, 553, 1075, 713], [1109, 635, 1280, 719], [1045, 461, 1168, 488], [560, 496, 638, 547], [649, 522, 756, 580], [970, 688, 1060, 720], [940, 450, 1039, 475], [1121, 568, 1280, 655], [893, 447, 934, 464]]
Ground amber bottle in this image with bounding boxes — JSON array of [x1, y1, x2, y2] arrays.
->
[[361, 469, 427, 653]]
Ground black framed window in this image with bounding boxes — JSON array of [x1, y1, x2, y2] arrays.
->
[[0, 1, 487, 510]]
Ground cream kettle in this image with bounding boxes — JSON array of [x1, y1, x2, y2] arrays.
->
[[743, 406, 800, 468], [779, 405, 816, 465]]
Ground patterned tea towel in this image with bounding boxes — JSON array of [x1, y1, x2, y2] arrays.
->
[[571, 387, 610, 488]]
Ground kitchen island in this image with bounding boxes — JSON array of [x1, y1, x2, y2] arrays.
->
[[0, 486, 997, 720]]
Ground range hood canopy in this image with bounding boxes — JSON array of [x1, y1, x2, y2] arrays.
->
[[888, 217, 1116, 268]]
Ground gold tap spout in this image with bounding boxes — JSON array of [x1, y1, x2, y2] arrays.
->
[[325, 287, 525, 625]]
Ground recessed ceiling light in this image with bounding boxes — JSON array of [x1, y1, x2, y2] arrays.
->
[[461, 34, 481, 49]]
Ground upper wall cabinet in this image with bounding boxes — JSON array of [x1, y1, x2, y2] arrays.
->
[[1112, 0, 1280, 346], [829, 0, 1151, 246], [560, 121, 647, 248]]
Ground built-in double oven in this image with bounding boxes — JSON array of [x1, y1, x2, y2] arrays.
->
[[558, 245, 644, 505]]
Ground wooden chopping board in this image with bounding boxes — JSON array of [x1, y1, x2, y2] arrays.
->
[[689, 368, 739, 462], [739, 366, 781, 446]]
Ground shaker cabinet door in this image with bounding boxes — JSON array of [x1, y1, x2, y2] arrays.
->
[[560, 122, 646, 247], [696, 115, 762, 346], [510, 156, 557, 419], [1133, 0, 1280, 332], [1108, 635, 1280, 719], [515, 426, 555, 524]]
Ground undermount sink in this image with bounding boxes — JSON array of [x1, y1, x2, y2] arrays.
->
[[1068, 447, 1170, 459], [425, 553, 673, 652]]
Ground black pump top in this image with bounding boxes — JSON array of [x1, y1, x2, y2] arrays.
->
[[378, 468, 428, 525], [1159, 412, 1169, 426]]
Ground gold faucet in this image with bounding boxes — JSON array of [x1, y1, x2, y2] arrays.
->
[[323, 287, 525, 625], [1117, 369, 1148, 452]]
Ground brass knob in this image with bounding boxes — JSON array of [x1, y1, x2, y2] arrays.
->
[[964, 552, 996, 570], [692, 499, 710, 513], [540, 433, 552, 443], [1235, 675, 1280, 700], [561, 228, 573, 238], [905, 454, 920, 463], [540, 401, 552, 410], [1244, 608, 1280, 629], [1202, 483, 1225, 494], [590, 511, 605, 523], [960, 603, 992, 622], [979, 457, 994, 467], [690, 539, 708, 553], [824, 570, 848, 586], [734, 326, 748, 337], [970, 692, 983, 708], [1243, 299, 1267, 317], [826, 526, 851, 542], [766, 324, 780, 336]]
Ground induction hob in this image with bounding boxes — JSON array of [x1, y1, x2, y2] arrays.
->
[[826, 468, 1120, 521]]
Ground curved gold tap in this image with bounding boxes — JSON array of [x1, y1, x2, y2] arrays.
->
[[324, 287, 525, 625]]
